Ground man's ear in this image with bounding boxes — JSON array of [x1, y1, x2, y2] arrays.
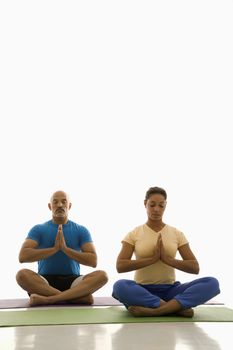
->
[[144, 200, 147, 207], [69, 203, 72, 210], [48, 203, 52, 210]]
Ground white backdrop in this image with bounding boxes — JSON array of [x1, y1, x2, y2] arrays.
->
[[0, 1, 232, 304]]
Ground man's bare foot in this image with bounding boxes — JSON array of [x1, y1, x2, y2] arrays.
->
[[69, 294, 94, 305], [30, 293, 94, 307], [128, 305, 194, 318], [30, 294, 51, 306]]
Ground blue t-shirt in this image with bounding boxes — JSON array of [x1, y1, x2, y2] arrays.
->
[[26, 220, 93, 275]]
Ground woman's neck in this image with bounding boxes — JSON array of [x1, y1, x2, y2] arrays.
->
[[146, 220, 166, 232]]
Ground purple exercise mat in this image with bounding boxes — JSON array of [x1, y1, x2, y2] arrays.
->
[[0, 296, 123, 309]]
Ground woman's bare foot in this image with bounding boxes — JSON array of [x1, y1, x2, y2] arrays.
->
[[30, 294, 51, 306], [128, 306, 158, 317], [128, 305, 194, 318], [177, 308, 194, 318]]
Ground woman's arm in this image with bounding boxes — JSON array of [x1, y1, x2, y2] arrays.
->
[[161, 242, 200, 274], [116, 241, 160, 273]]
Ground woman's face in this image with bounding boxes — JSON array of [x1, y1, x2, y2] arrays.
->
[[144, 193, 167, 221]]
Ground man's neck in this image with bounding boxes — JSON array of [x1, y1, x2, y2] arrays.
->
[[52, 218, 69, 225]]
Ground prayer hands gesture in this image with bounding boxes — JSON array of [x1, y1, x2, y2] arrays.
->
[[55, 225, 67, 252], [153, 234, 170, 264], [153, 234, 161, 262]]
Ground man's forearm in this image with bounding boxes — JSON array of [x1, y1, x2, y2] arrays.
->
[[63, 247, 97, 267], [19, 247, 57, 263]]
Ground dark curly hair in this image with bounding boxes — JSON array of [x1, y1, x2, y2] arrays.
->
[[145, 186, 167, 201]]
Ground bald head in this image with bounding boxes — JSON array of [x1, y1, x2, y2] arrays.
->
[[50, 190, 70, 204], [48, 190, 72, 224]]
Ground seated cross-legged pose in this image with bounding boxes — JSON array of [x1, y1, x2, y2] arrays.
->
[[112, 186, 220, 317], [16, 190, 108, 306]]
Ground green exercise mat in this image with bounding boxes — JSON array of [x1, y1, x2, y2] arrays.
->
[[1, 306, 233, 327]]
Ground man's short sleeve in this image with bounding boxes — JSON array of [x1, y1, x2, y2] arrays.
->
[[78, 225, 93, 247], [26, 225, 41, 244]]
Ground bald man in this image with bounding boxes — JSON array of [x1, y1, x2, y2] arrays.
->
[[16, 190, 108, 306]]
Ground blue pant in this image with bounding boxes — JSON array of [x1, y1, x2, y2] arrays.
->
[[112, 277, 220, 309]]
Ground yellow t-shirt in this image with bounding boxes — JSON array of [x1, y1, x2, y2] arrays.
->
[[122, 224, 188, 285]]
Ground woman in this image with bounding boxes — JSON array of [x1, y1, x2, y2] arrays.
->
[[112, 186, 220, 317]]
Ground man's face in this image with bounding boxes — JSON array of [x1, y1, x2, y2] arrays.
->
[[48, 191, 71, 223]]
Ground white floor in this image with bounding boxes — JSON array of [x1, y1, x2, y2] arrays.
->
[[1, 321, 233, 350]]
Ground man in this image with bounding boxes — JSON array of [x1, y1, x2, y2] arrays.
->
[[16, 190, 108, 306]]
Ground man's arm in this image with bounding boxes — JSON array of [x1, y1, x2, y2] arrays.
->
[[62, 242, 97, 267], [58, 225, 97, 267], [18, 239, 58, 263]]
